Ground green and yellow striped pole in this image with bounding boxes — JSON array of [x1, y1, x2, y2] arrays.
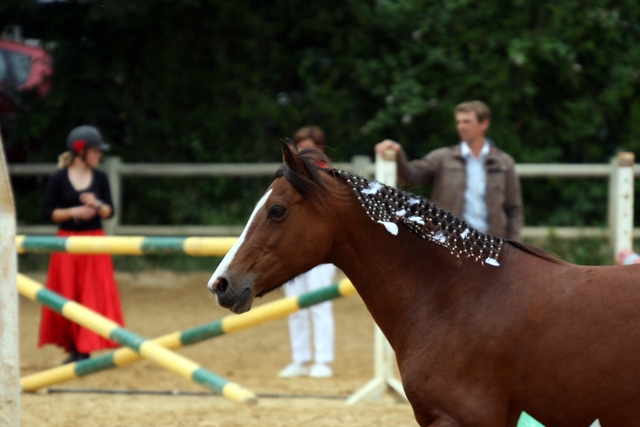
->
[[17, 274, 257, 404], [16, 235, 237, 256], [21, 278, 357, 391]]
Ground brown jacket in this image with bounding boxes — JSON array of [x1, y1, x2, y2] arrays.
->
[[397, 143, 523, 240]]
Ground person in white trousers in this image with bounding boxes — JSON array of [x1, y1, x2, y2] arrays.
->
[[279, 263, 337, 378], [278, 126, 337, 379]]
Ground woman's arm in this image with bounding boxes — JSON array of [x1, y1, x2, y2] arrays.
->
[[79, 192, 112, 219], [51, 205, 97, 223], [77, 171, 114, 219], [95, 200, 113, 219]]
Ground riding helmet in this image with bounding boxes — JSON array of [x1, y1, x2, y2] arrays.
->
[[66, 125, 110, 153]]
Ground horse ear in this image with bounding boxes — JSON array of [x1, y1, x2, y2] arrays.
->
[[281, 138, 307, 175]]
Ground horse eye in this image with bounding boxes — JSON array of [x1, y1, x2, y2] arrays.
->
[[268, 205, 287, 219]]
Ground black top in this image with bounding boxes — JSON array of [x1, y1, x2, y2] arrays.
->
[[43, 168, 115, 231]]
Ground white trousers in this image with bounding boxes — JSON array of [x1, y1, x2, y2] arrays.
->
[[284, 263, 336, 365]]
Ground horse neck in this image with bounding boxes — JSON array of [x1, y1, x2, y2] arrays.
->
[[327, 195, 468, 346], [318, 172, 508, 347]]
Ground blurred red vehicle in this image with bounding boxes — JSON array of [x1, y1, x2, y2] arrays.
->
[[0, 39, 53, 114]]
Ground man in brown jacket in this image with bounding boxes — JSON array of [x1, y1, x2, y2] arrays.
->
[[375, 100, 523, 240]]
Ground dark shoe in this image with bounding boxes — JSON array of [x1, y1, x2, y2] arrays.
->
[[76, 352, 90, 361], [62, 350, 90, 365]]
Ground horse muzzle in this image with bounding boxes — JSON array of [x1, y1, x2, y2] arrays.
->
[[209, 275, 255, 314]]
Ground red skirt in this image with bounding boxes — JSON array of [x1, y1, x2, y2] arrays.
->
[[38, 229, 125, 353]]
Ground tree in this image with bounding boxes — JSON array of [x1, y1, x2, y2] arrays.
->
[[4, 0, 640, 228]]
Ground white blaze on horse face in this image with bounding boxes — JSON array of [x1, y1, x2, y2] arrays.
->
[[208, 189, 273, 291]]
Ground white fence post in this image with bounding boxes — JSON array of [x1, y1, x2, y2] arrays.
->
[[613, 152, 635, 259], [0, 132, 20, 427], [102, 156, 122, 236], [347, 150, 407, 405], [351, 155, 374, 178], [607, 155, 618, 248]]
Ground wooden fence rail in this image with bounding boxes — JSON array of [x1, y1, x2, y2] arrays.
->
[[9, 156, 638, 240]]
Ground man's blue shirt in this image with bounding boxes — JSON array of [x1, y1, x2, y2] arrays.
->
[[460, 140, 490, 233]]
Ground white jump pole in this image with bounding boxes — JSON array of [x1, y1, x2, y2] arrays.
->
[[347, 150, 407, 405], [0, 130, 20, 427], [613, 152, 635, 260]]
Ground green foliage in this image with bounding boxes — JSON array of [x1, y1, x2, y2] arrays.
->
[[354, 0, 640, 162], [4, 0, 640, 228], [119, 177, 273, 225]]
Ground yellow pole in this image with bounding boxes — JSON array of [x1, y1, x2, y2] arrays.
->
[[18, 274, 256, 404]]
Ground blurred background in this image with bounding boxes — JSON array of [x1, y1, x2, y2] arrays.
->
[[3, 0, 640, 266]]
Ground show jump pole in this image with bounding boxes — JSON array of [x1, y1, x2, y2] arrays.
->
[[17, 274, 257, 405], [16, 236, 237, 256], [21, 279, 357, 391]]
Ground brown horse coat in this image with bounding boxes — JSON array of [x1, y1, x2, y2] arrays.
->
[[209, 141, 640, 427]]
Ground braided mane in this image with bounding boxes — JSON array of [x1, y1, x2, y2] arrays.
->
[[334, 170, 504, 266]]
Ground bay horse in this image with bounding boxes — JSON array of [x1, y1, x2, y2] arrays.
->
[[208, 140, 640, 427]]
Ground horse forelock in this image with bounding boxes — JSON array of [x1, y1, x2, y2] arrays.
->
[[275, 147, 335, 202]]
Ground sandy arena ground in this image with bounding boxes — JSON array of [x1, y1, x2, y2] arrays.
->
[[19, 270, 417, 427]]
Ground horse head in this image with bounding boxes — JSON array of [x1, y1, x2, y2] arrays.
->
[[208, 140, 341, 313]]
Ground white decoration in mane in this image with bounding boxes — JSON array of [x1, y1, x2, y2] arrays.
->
[[408, 216, 425, 225], [362, 181, 383, 195], [433, 232, 447, 243], [379, 221, 399, 236]]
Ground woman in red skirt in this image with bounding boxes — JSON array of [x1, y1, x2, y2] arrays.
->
[[39, 125, 124, 364]]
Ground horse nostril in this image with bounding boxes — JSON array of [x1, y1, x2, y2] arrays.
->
[[214, 277, 229, 296]]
